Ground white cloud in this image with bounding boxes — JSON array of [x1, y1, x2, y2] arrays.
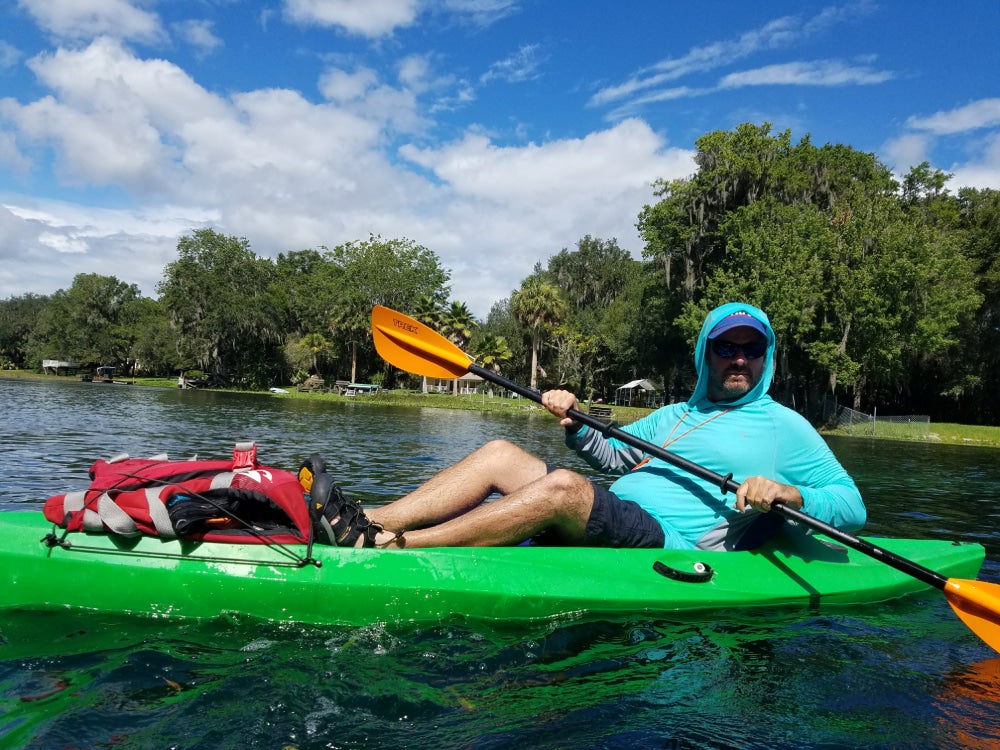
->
[[881, 133, 931, 173], [906, 98, 1000, 135], [281, 0, 520, 36], [17, 0, 165, 44], [590, 17, 806, 108], [318, 65, 427, 134], [38, 230, 88, 253], [0, 199, 210, 298], [596, 58, 895, 123], [0, 40, 20, 69], [395, 119, 694, 307], [0, 129, 32, 174], [887, 99, 1000, 190], [283, 0, 420, 37], [397, 55, 433, 90], [437, 0, 522, 28], [173, 19, 223, 56], [480, 44, 543, 85], [26, 38, 226, 125], [589, 3, 880, 112], [718, 60, 892, 88], [2, 38, 223, 192], [319, 67, 380, 102], [949, 133, 1000, 189], [401, 119, 683, 203]]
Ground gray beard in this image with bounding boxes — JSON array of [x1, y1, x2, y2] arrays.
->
[[709, 372, 754, 402]]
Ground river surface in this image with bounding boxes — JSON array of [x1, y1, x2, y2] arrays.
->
[[2, 378, 999, 749]]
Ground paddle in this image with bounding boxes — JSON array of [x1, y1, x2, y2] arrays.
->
[[371, 304, 1000, 653]]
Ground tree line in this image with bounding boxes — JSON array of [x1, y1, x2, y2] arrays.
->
[[1, 122, 998, 424]]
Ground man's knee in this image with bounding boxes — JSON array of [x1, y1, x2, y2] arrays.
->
[[545, 467, 588, 489], [477, 439, 541, 468], [541, 469, 594, 510], [472, 440, 548, 490], [479, 438, 517, 452]]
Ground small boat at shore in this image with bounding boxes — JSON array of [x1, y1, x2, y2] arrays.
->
[[0, 509, 984, 627], [81, 365, 132, 384]]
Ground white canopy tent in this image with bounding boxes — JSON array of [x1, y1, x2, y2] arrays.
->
[[614, 379, 658, 406]]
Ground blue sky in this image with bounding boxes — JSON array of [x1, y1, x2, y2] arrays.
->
[[1, 1, 998, 317]]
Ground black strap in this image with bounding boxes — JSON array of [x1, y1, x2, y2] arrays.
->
[[652, 560, 714, 583]]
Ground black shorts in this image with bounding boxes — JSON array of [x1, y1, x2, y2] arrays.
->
[[583, 483, 665, 548]]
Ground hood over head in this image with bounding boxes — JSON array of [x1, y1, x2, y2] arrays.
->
[[688, 302, 776, 409]]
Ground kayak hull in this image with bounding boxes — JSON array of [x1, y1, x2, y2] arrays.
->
[[1, 510, 985, 626]]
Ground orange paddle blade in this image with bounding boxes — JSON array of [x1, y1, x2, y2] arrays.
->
[[945, 579, 1000, 653], [371, 305, 472, 379]]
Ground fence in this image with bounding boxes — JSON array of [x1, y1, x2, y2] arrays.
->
[[821, 396, 930, 439]]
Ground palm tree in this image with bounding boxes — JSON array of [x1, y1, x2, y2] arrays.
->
[[300, 332, 330, 375], [474, 334, 513, 373], [473, 335, 513, 396], [440, 301, 478, 394], [412, 295, 444, 328], [328, 303, 368, 384], [411, 296, 444, 393], [510, 278, 566, 390], [440, 301, 477, 349]]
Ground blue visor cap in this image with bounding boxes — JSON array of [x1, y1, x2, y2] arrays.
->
[[708, 311, 768, 339]]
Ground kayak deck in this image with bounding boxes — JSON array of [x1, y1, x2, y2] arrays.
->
[[1, 510, 985, 626]]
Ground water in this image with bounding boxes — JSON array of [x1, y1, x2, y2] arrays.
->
[[2, 378, 999, 749]]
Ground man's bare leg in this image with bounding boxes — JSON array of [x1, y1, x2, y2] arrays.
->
[[376, 468, 595, 548], [367, 440, 548, 532]]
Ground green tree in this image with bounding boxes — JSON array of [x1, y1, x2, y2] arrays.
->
[[636, 121, 986, 412], [300, 332, 331, 375], [325, 236, 450, 383], [126, 297, 179, 376], [510, 277, 567, 390], [0, 293, 51, 368], [438, 300, 478, 395], [682, 182, 979, 411], [274, 249, 342, 336], [440, 301, 477, 350], [900, 161, 957, 227], [32, 274, 142, 372], [411, 294, 446, 327], [947, 186, 1000, 421], [548, 236, 636, 312], [544, 236, 643, 396], [479, 298, 530, 386], [473, 334, 512, 374], [688, 199, 832, 397], [157, 229, 284, 387]]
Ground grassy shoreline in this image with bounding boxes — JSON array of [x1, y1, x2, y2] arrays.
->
[[6, 370, 1000, 448]]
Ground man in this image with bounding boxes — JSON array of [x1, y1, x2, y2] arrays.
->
[[311, 302, 865, 550]]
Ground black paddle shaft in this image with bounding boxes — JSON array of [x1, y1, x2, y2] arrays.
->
[[468, 363, 949, 592]]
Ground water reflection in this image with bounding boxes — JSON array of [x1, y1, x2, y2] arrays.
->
[[933, 657, 1000, 748]]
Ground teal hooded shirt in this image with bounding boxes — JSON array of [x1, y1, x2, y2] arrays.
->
[[567, 302, 865, 550]]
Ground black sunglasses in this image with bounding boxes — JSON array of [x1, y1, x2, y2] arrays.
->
[[710, 339, 767, 360]]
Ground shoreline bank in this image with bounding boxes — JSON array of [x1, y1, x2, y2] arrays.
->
[[4, 371, 999, 448]]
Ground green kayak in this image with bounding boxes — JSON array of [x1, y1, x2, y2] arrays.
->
[[0, 509, 985, 626]]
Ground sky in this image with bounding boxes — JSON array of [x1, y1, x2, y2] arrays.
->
[[0, 1, 998, 318]]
